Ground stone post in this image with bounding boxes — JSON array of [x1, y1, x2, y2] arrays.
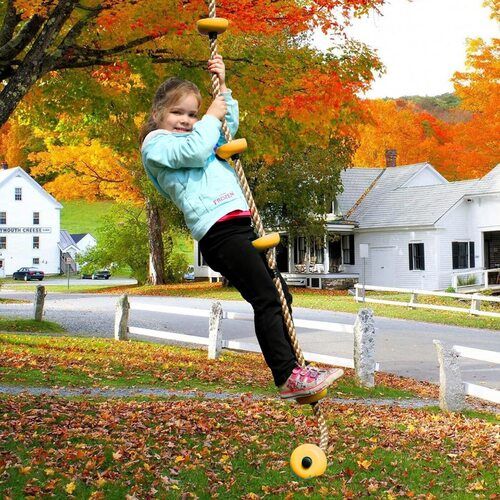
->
[[33, 285, 46, 321], [433, 340, 464, 412], [114, 294, 130, 341], [353, 308, 376, 387], [208, 301, 223, 359]]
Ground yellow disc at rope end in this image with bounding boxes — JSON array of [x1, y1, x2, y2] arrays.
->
[[252, 232, 280, 252], [290, 444, 327, 479], [216, 138, 247, 160], [197, 18, 229, 35], [295, 388, 328, 405]]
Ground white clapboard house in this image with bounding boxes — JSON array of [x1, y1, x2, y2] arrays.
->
[[193, 158, 500, 291], [0, 164, 62, 276]]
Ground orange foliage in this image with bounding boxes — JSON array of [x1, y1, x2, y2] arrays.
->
[[29, 141, 142, 202], [353, 99, 450, 169]]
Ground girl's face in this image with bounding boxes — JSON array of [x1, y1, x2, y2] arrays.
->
[[159, 93, 200, 133]]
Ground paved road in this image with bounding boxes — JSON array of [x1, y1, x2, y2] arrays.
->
[[1, 291, 499, 388]]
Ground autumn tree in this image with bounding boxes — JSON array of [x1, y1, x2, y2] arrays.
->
[[3, 0, 386, 282]]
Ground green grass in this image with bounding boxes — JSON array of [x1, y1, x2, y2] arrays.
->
[[60, 200, 116, 235], [0, 317, 65, 334]]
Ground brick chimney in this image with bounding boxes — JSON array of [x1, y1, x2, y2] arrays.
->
[[1, 160, 7, 170], [385, 149, 397, 168]]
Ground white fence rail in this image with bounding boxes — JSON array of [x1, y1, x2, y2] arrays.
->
[[451, 268, 500, 290], [354, 284, 500, 318], [114, 295, 379, 387], [433, 340, 500, 409]]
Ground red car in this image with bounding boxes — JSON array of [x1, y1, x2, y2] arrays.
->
[[12, 267, 45, 281]]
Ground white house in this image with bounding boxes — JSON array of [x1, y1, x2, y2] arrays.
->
[[193, 160, 500, 291], [59, 231, 97, 271], [0, 165, 62, 276]]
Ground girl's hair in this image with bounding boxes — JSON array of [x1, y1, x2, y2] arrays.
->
[[139, 77, 202, 145]]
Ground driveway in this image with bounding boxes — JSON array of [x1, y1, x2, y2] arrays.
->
[[1, 291, 499, 389]]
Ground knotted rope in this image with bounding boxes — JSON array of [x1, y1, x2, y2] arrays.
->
[[205, 0, 329, 451]]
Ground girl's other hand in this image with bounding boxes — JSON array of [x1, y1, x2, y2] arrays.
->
[[206, 95, 227, 121], [208, 55, 226, 91]]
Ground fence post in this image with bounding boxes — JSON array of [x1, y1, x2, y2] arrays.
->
[[433, 340, 464, 412], [353, 308, 376, 388], [208, 301, 223, 359], [354, 285, 360, 302], [483, 270, 488, 289], [114, 294, 130, 341], [470, 294, 481, 315], [409, 291, 418, 309], [33, 285, 46, 321]]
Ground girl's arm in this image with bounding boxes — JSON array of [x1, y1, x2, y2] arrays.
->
[[142, 114, 221, 170]]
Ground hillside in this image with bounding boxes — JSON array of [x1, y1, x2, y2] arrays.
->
[[60, 200, 116, 235], [398, 93, 471, 123]]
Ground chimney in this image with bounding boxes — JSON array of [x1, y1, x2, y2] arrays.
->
[[385, 149, 397, 168], [1, 160, 7, 170]]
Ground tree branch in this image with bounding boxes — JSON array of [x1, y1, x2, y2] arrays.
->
[[0, 15, 45, 62], [0, 0, 21, 47]]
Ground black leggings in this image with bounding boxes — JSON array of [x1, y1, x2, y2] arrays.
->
[[199, 218, 297, 386]]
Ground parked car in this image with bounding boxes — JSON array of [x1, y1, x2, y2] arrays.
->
[[82, 270, 111, 280], [12, 267, 44, 281]]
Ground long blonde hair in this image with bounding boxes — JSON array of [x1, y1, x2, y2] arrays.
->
[[139, 77, 202, 145]]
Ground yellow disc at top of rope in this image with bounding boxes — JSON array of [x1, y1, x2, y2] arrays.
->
[[197, 18, 229, 35], [252, 233, 280, 252]]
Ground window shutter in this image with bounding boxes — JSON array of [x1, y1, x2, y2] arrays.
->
[[469, 242, 475, 268], [452, 242, 459, 269], [409, 244, 414, 270], [349, 235, 355, 265], [419, 243, 425, 270]]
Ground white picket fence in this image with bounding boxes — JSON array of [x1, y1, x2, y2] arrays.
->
[[114, 295, 379, 387], [434, 340, 500, 409], [451, 267, 500, 290], [354, 284, 500, 318]]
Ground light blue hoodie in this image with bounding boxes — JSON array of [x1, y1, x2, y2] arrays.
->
[[141, 90, 249, 241]]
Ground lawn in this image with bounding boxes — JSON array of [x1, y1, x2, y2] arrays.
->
[[0, 334, 497, 498], [60, 200, 116, 235]]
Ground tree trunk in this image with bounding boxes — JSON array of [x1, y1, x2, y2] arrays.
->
[[146, 197, 166, 285]]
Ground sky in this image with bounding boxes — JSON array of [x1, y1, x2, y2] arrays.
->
[[313, 0, 499, 98]]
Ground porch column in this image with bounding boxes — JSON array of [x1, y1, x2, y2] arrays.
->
[[324, 235, 329, 273]]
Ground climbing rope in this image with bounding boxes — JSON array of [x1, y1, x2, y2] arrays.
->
[[203, 0, 329, 453]]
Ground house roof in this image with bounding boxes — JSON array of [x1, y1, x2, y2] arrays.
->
[[59, 230, 78, 251], [341, 163, 500, 229], [71, 233, 89, 244], [0, 167, 63, 208]]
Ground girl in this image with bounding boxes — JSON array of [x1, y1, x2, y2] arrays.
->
[[140, 55, 343, 399]]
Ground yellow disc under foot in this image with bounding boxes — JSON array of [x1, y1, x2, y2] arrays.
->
[[216, 138, 247, 160], [290, 444, 327, 479], [252, 232, 280, 252], [197, 18, 228, 35], [295, 388, 328, 405]]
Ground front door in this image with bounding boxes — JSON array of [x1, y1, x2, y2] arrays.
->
[[370, 247, 396, 287], [0, 259, 4, 277]]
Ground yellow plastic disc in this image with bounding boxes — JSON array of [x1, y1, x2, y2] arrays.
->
[[252, 232, 280, 252], [197, 18, 229, 35], [295, 388, 328, 405], [216, 138, 248, 160], [290, 444, 327, 479]]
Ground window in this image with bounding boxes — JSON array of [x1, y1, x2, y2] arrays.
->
[[310, 238, 324, 264], [33, 236, 40, 249], [0, 237, 5, 249], [0, 212, 5, 224], [342, 235, 355, 265], [452, 241, 475, 269], [409, 243, 425, 270], [15, 187, 22, 201], [33, 258, 40, 265], [294, 237, 306, 265], [33, 212, 40, 225]]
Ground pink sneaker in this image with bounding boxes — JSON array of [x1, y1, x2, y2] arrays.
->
[[279, 365, 344, 399]]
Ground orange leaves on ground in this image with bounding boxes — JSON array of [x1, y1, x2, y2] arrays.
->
[[29, 141, 142, 202]]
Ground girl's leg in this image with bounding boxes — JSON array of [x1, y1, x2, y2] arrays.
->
[[199, 219, 297, 386]]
